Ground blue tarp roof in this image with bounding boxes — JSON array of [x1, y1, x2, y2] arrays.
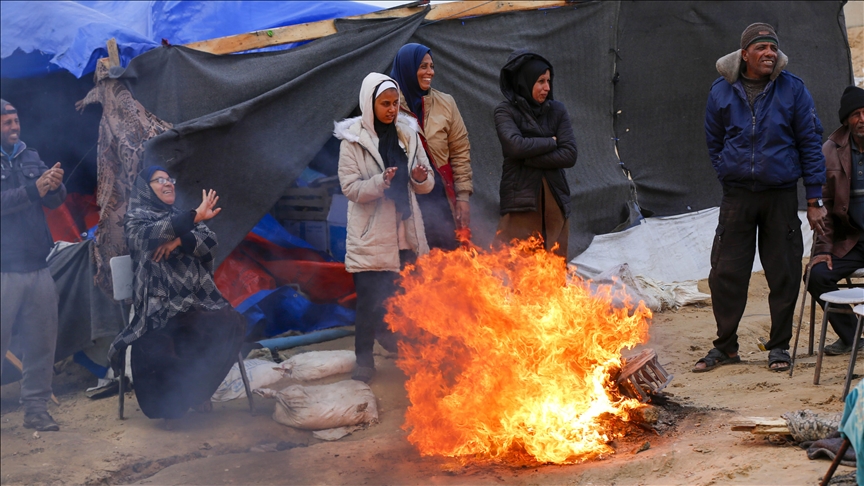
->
[[1, 1, 381, 78]]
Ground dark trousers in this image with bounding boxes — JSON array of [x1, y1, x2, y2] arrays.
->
[[352, 251, 415, 368], [709, 187, 803, 355], [131, 307, 245, 419], [807, 240, 864, 345]]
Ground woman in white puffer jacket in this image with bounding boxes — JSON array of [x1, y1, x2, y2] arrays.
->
[[333, 72, 434, 383]]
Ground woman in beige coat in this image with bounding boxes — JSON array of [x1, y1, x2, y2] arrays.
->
[[334, 72, 434, 382], [391, 43, 473, 250]]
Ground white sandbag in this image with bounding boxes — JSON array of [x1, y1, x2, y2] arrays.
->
[[211, 359, 283, 402], [278, 350, 356, 381], [261, 380, 378, 430], [634, 275, 710, 310]]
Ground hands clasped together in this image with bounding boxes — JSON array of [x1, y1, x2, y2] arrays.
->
[[36, 162, 63, 197]]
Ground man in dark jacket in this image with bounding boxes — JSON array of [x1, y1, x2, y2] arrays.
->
[[695, 23, 827, 373], [807, 86, 864, 355], [0, 99, 66, 431]]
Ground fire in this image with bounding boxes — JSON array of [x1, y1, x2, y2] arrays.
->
[[386, 237, 652, 465]]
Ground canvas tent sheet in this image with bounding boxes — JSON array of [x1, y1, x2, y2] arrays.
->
[[110, 1, 850, 266]]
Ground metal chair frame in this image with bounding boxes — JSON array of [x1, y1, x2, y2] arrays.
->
[[812, 289, 864, 400], [807, 268, 864, 355]]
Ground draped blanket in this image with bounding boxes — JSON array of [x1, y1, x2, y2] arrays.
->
[[77, 60, 173, 298]]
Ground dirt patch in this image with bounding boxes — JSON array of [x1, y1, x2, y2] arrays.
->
[[2, 269, 859, 485]]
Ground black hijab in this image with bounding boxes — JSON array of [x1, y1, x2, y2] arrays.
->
[[373, 85, 412, 220], [514, 58, 552, 117]]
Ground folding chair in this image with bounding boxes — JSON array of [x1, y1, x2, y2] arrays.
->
[[812, 288, 864, 392], [109, 256, 255, 419], [808, 268, 864, 355]]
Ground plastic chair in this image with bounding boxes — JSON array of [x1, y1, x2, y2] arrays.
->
[[109, 256, 255, 419], [808, 268, 864, 355], [813, 288, 864, 391]]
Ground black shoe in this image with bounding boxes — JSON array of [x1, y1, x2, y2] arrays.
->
[[824, 339, 864, 356], [351, 366, 376, 383], [23, 411, 59, 431]]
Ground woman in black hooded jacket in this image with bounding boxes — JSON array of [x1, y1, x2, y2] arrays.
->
[[493, 50, 577, 257]]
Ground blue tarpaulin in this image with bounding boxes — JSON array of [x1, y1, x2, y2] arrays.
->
[[1, 1, 380, 78], [236, 286, 355, 338]]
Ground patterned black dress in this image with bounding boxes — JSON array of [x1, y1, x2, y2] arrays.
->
[[109, 172, 244, 419]]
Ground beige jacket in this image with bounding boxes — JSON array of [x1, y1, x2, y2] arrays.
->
[[400, 88, 472, 201], [334, 73, 435, 273]]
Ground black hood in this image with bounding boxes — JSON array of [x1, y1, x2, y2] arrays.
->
[[499, 50, 554, 104]]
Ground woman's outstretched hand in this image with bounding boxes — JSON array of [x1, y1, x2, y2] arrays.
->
[[152, 238, 181, 262], [194, 189, 221, 223]]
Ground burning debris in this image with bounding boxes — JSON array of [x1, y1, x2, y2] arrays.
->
[[386, 237, 658, 465], [616, 349, 674, 403]]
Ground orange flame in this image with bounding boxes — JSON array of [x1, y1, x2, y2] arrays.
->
[[386, 237, 652, 465]]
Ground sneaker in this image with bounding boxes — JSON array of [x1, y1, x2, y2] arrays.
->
[[23, 411, 59, 431], [824, 339, 864, 356]]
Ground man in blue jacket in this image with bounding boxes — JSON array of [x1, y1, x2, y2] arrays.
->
[[0, 99, 66, 430], [695, 23, 827, 373]]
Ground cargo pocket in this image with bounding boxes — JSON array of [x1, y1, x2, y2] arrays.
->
[[710, 224, 724, 268]]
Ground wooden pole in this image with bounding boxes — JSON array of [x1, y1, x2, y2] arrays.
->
[[106, 38, 120, 67]]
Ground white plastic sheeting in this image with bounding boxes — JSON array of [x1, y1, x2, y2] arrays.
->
[[571, 207, 814, 283]]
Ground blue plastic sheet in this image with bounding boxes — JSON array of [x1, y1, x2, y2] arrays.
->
[[251, 213, 319, 253], [236, 287, 355, 338], [1, 1, 379, 78]]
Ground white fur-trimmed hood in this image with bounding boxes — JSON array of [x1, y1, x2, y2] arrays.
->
[[332, 113, 419, 142], [715, 49, 788, 84]]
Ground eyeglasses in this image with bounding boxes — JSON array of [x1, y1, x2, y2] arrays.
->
[[149, 177, 176, 185]]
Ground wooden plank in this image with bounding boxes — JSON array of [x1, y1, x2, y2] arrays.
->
[[184, 20, 339, 56], [106, 38, 120, 67], [729, 416, 790, 435], [184, 1, 571, 55], [729, 417, 787, 427]]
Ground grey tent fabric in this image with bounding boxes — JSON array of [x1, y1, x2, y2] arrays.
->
[[404, 1, 632, 256], [120, 13, 428, 267], [108, 2, 850, 264], [47, 240, 124, 361], [614, 1, 853, 216]]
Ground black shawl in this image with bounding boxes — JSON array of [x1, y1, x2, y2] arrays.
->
[[108, 171, 227, 364]]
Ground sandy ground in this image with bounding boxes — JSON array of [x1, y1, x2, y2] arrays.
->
[[1, 269, 860, 486]]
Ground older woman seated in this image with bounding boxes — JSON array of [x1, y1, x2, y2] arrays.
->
[[109, 166, 244, 419]]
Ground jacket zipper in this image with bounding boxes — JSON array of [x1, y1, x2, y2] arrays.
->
[[750, 112, 756, 191], [747, 80, 773, 191]]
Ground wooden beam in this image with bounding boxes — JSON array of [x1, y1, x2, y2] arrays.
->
[[729, 417, 790, 435], [106, 38, 120, 67], [184, 1, 570, 55]]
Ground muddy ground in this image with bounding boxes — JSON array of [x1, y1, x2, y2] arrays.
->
[[1, 270, 860, 486]]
